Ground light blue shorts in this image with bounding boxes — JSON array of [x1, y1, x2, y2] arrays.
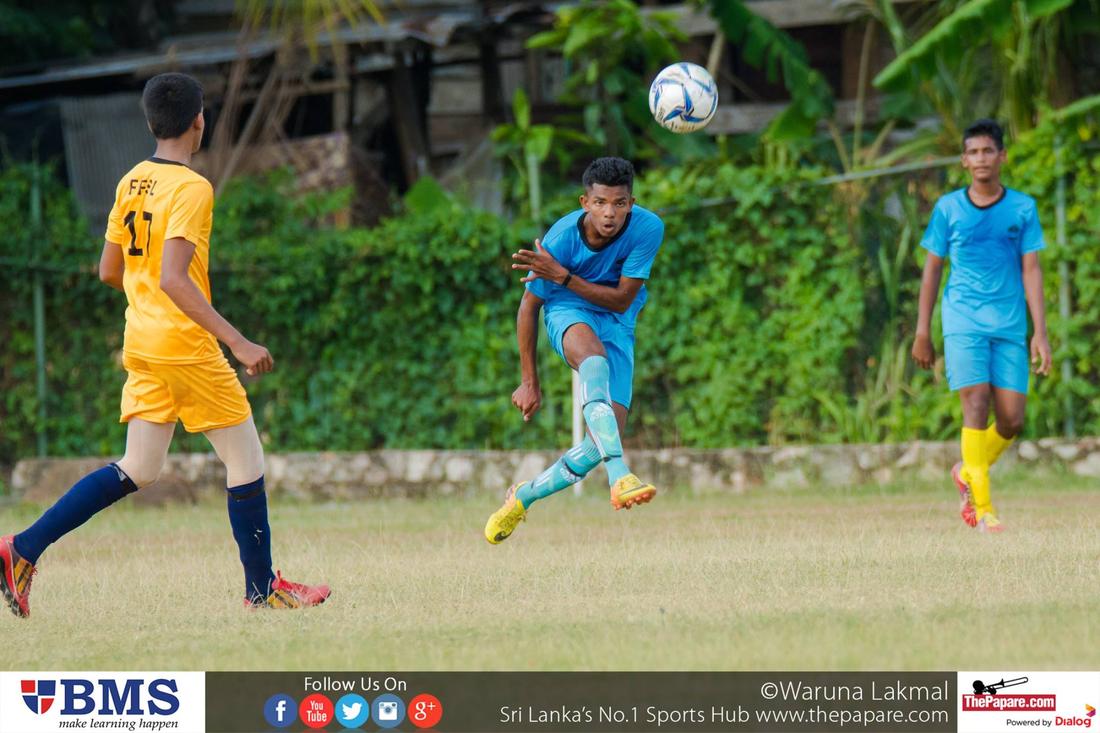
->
[[544, 306, 636, 408], [944, 334, 1029, 394]]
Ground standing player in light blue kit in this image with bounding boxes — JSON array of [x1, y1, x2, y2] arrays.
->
[[912, 119, 1052, 533], [485, 157, 664, 544]]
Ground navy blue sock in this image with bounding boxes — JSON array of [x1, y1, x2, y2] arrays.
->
[[13, 464, 138, 565], [226, 476, 275, 603]]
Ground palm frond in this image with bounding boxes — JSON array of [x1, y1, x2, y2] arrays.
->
[[1048, 93, 1100, 122], [235, 0, 383, 47], [708, 0, 835, 140], [873, 0, 1074, 90]]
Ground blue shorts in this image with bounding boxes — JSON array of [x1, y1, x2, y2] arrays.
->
[[944, 334, 1029, 394], [544, 307, 636, 408]]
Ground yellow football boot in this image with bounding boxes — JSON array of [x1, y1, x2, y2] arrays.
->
[[977, 512, 1004, 534], [484, 482, 527, 544], [610, 473, 656, 510]]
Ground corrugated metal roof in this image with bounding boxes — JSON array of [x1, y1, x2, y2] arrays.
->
[[0, 27, 434, 91], [0, 0, 922, 92], [0, 4, 548, 91]]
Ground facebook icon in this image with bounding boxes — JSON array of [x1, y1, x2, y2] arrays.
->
[[264, 693, 297, 729]]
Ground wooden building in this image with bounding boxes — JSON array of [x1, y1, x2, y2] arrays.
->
[[0, 0, 925, 226]]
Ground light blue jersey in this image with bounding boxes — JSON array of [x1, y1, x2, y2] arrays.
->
[[525, 205, 664, 328], [921, 187, 1045, 340], [525, 205, 663, 409]]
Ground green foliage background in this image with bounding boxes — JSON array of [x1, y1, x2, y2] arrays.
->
[[1, 122, 1097, 462], [0, 0, 174, 69]]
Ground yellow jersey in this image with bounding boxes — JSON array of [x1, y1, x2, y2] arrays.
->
[[105, 157, 220, 363]]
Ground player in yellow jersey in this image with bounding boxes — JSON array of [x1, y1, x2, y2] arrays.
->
[[0, 73, 329, 617]]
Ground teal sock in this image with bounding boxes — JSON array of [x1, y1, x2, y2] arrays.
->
[[516, 437, 601, 508], [578, 356, 629, 486]]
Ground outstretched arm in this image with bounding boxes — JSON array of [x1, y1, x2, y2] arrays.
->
[[512, 239, 643, 314], [512, 290, 544, 422], [1022, 252, 1052, 375], [912, 252, 944, 369], [159, 237, 273, 376]]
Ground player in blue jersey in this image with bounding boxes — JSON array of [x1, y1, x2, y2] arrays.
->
[[912, 119, 1052, 533], [484, 157, 663, 543]]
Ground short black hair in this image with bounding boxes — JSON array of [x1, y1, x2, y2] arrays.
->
[[142, 72, 204, 140], [582, 157, 634, 191], [962, 118, 1005, 151]]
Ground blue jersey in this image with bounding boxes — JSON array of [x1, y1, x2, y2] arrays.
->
[[920, 187, 1045, 340], [525, 205, 664, 328]]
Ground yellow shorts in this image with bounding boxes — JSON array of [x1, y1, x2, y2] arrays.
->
[[120, 353, 252, 433]]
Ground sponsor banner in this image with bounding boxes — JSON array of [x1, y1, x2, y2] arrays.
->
[[6, 670, 1092, 731], [207, 672, 956, 732], [0, 672, 205, 733], [958, 671, 1100, 733]]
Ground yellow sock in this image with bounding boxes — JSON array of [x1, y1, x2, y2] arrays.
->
[[985, 424, 1014, 466], [961, 427, 993, 519]]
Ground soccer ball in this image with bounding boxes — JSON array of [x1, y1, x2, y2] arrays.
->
[[648, 62, 719, 133]]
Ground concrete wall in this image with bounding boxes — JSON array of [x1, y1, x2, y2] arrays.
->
[[10, 438, 1100, 505]]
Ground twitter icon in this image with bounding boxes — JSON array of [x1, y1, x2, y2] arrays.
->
[[335, 693, 370, 729]]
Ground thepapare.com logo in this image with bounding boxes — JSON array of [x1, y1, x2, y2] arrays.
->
[[19, 677, 180, 716], [963, 675, 1057, 713]]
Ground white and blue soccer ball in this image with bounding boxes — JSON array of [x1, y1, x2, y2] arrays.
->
[[648, 62, 719, 133]]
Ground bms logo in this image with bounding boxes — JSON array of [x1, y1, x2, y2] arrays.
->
[[21, 680, 56, 714], [18, 678, 180, 716]]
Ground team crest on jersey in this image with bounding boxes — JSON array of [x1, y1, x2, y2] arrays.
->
[[21, 679, 56, 714]]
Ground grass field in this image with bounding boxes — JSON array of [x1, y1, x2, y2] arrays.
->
[[1, 467, 1097, 671]]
